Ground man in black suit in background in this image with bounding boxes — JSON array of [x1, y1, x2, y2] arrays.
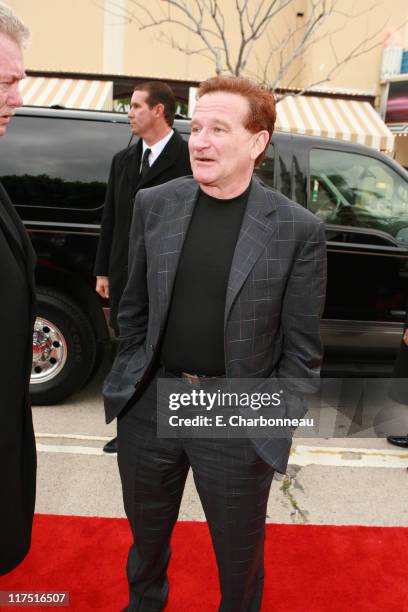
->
[[94, 81, 191, 453], [0, 2, 37, 575]]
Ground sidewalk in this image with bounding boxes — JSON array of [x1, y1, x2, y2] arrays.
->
[[32, 380, 408, 526]]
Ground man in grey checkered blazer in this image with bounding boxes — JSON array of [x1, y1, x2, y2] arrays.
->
[[103, 76, 327, 612]]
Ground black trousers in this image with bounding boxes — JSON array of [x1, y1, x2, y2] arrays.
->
[[117, 372, 275, 612]]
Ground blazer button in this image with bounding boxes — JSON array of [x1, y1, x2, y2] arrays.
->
[[149, 343, 155, 351]]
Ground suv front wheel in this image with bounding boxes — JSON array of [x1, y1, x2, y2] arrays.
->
[[30, 288, 97, 405]]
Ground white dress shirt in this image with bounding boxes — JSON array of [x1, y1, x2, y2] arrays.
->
[[140, 129, 174, 172]]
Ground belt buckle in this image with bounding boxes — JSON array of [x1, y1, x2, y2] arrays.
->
[[182, 372, 201, 385]]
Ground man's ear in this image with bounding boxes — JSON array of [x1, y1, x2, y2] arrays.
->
[[251, 130, 270, 161], [154, 103, 165, 118]]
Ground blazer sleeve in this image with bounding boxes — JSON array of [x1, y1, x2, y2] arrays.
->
[[277, 219, 327, 418], [94, 157, 116, 276]]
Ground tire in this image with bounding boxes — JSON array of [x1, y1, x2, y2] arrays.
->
[[30, 287, 97, 405]]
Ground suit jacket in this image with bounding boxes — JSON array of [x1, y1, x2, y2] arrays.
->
[[0, 182, 37, 575], [103, 176, 327, 473], [94, 129, 191, 329]]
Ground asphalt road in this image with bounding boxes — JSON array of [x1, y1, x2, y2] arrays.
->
[[32, 365, 408, 527]]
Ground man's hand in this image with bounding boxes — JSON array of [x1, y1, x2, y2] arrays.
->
[[96, 276, 109, 299], [403, 329, 408, 346]]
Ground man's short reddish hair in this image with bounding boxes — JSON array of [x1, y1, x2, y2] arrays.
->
[[197, 76, 276, 166]]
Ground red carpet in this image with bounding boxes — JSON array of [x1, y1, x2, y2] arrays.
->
[[0, 514, 407, 611]]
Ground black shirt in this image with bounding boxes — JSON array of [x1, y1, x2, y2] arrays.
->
[[160, 183, 250, 375]]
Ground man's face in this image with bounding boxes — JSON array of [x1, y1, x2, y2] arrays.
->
[[128, 89, 158, 138], [189, 91, 265, 194], [0, 34, 25, 137]]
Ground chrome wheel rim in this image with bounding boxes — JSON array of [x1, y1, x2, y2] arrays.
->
[[31, 317, 67, 384]]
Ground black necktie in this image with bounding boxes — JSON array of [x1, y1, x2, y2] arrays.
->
[[140, 148, 151, 179]]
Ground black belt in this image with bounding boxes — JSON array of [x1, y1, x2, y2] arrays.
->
[[161, 366, 226, 384]]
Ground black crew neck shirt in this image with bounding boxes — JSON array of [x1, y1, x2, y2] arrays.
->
[[160, 182, 251, 375]]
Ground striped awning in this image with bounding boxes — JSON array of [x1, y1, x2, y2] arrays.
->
[[20, 77, 113, 111], [276, 95, 394, 152]]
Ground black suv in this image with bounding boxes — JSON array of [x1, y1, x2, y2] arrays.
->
[[1, 106, 408, 404]]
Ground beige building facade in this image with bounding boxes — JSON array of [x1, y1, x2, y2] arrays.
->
[[4, 0, 408, 161], [5, 0, 408, 94]]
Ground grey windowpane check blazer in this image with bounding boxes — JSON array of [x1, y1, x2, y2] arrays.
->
[[103, 176, 327, 473]]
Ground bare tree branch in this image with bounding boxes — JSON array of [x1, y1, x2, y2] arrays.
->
[[268, 2, 335, 89], [158, 30, 216, 63], [97, 0, 403, 95]]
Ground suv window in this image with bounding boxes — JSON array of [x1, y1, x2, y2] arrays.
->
[[254, 145, 275, 188], [0, 115, 129, 210], [309, 149, 408, 243]]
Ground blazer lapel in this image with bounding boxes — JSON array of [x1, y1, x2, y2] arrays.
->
[[224, 178, 278, 324], [0, 183, 29, 262], [156, 178, 198, 331], [123, 140, 143, 194], [0, 183, 36, 299]]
